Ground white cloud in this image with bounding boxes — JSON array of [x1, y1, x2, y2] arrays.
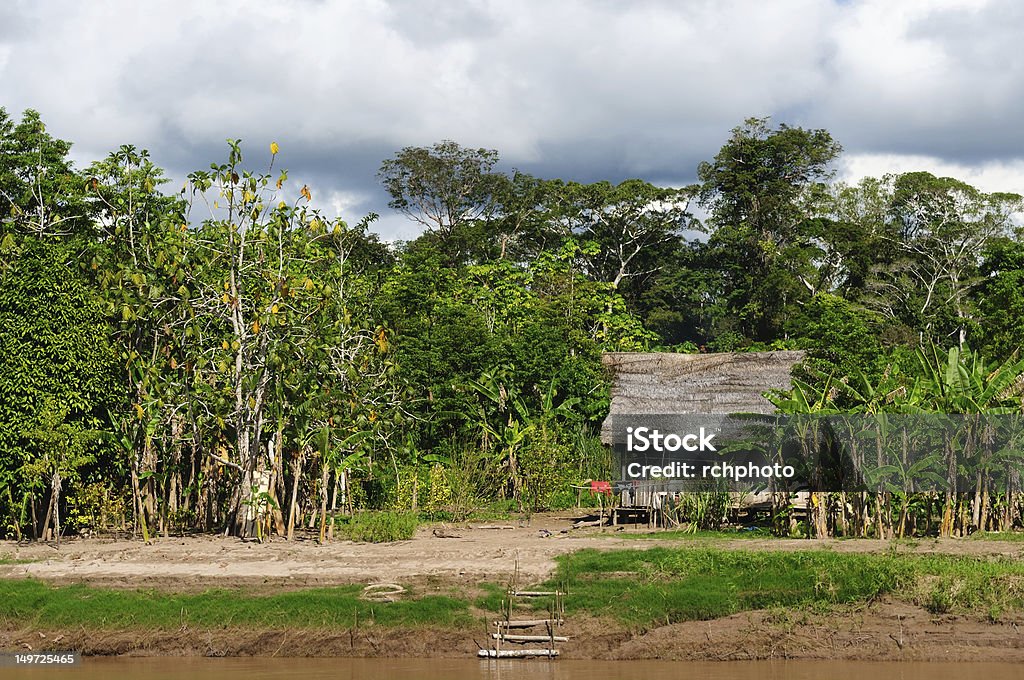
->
[[1, 0, 1023, 240], [840, 152, 1024, 195]]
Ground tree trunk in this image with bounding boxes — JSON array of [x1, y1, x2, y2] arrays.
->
[[52, 472, 62, 547], [318, 458, 329, 543], [272, 427, 286, 536], [40, 487, 55, 543], [940, 493, 954, 538], [874, 493, 887, 540], [131, 466, 150, 542], [287, 446, 305, 540]]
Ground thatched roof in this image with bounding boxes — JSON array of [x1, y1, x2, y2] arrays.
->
[[600, 351, 805, 444]]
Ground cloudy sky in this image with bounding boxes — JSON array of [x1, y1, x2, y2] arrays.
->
[[2, 0, 1023, 240]]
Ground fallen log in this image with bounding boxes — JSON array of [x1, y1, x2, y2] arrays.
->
[[432, 528, 462, 538], [478, 649, 559, 658], [469, 524, 516, 530]]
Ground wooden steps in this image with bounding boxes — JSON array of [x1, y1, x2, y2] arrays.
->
[[480, 558, 568, 660]]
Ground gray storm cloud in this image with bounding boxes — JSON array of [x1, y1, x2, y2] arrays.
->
[[1, 0, 1022, 238]]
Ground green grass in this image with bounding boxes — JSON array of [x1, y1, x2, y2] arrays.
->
[[335, 511, 419, 542], [4, 546, 1023, 633], [0, 581, 473, 630], [474, 582, 508, 613], [536, 547, 1024, 627], [609, 527, 776, 541], [968, 530, 1024, 542]]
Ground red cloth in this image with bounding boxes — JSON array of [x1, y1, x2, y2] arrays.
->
[[590, 480, 612, 496]]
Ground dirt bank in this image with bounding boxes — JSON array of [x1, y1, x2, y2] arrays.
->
[[2, 602, 1023, 662], [3, 516, 1024, 662], [2, 514, 1022, 590]]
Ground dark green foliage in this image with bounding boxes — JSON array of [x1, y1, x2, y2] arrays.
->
[[0, 239, 121, 531], [698, 117, 842, 343], [789, 293, 886, 385], [977, 237, 1024, 360], [1, 106, 1022, 539]]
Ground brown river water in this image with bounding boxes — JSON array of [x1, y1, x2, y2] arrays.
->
[[4, 659, 1023, 680]]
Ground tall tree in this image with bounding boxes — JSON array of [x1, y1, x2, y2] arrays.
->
[[0, 240, 119, 538], [865, 172, 1021, 348], [698, 117, 842, 343], [976, 236, 1024, 360], [378, 140, 503, 263], [0, 108, 89, 239], [549, 179, 695, 298]]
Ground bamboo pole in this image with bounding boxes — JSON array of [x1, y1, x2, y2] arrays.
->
[[493, 619, 562, 628], [491, 634, 569, 642]]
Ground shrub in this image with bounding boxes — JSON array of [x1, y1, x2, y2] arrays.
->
[[337, 511, 418, 543]]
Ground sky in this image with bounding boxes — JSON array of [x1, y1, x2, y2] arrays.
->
[[2, 0, 1023, 241]]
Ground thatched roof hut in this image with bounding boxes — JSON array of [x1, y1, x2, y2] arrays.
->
[[600, 351, 805, 445]]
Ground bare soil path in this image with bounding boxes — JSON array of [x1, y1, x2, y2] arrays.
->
[[3, 513, 1022, 590]]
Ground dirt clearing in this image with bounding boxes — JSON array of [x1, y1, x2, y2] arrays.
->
[[2, 513, 1023, 590]]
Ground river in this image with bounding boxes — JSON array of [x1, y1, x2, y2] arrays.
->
[[5, 658, 1022, 679]]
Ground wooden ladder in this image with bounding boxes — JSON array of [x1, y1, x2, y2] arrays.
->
[[478, 558, 568, 659]]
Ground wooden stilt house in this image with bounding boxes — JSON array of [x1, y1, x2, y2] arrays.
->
[[600, 351, 805, 525]]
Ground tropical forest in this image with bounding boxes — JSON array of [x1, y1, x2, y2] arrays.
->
[[2, 107, 1023, 544]]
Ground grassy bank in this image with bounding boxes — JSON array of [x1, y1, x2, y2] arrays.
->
[[0, 581, 474, 630], [542, 548, 1024, 627], [3, 547, 1023, 634]]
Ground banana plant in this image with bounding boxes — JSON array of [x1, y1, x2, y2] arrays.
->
[[914, 344, 1024, 535]]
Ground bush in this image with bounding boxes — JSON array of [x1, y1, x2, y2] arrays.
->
[[667, 483, 730, 531], [337, 511, 418, 543]]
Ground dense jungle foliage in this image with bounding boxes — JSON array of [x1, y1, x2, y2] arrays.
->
[[1, 107, 1022, 540]]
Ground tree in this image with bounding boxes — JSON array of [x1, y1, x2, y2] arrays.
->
[[698, 117, 842, 342], [549, 179, 695, 296], [817, 176, 892, 296], [378, 140, 503, 263], [0, 108, 89, 239], [865, 172, 1021, 348], [788, 293, 886, 389], [977, 237, 1024, 360], [84, 145, 179, 267], [487, 170, 559, 261], [166, 141, 393, 536], [0, 239, 119, 539]]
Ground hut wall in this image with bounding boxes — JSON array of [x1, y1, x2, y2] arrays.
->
[[600, 351, 805, 510]]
